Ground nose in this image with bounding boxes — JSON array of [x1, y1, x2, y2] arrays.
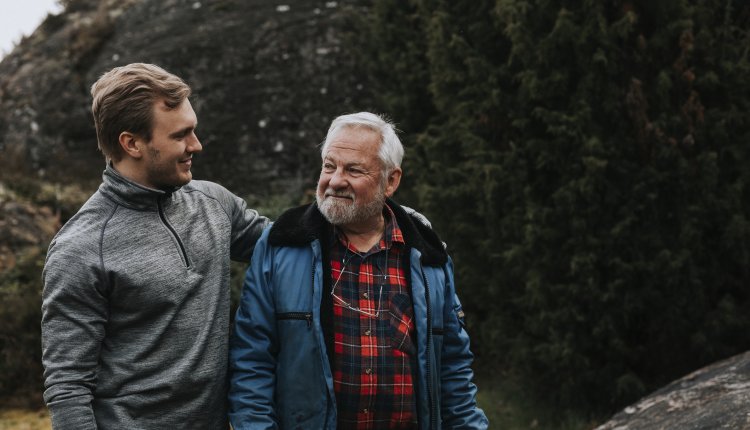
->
[[187, 133, 202, 153], [328, 167, 348, 190]]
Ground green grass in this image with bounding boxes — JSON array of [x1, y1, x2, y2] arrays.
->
[[0, 409, 50, 430], [475, 368, 602, 430]]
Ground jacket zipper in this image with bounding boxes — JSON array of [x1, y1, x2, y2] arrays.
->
[[276, 312, 313, 328], [157, 197, 190, 268], [421, 267, 437, 429]]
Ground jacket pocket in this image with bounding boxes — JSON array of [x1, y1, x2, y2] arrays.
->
[[276, 312, 313, 327], [274, 311, 326, 429]]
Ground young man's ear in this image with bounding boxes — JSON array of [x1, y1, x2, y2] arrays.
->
[[118, 132, 144, 159]]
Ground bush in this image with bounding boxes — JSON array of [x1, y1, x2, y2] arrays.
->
[[0, 247, 46, 398]]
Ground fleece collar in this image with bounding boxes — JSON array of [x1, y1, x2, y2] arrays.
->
[[98, 163, 180, 211], [268, 198, 448, 266]]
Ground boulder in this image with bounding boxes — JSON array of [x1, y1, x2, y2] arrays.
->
[[596, 350, 750, 430]]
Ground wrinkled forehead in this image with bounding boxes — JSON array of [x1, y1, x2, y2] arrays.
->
[[323, 126, 381, 159]]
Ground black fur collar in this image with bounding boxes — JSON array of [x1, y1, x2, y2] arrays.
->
[[268, 198, 448, 266]]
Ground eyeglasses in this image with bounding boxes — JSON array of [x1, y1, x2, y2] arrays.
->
[[330, 247, 388, 318]]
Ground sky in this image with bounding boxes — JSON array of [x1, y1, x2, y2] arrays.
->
[[0, 1, 63, 59]]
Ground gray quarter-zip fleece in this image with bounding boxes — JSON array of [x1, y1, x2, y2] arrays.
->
[[41, 164, 269, 429]]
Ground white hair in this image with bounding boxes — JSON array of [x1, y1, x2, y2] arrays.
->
[[320, 112, 404, 173]]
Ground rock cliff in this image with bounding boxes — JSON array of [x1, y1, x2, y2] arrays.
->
[[0, 186, 59, 272], [0, 0, 373, 197]]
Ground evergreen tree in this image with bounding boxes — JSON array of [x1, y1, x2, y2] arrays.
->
[[355, 0, 750, 415]]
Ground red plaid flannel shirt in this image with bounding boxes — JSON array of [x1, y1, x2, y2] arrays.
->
[[330, 207, 418, 429]]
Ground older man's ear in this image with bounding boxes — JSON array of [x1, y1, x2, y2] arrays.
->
[[385, 168, 402, 197]]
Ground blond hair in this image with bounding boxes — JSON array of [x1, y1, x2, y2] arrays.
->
[[90, 63, 191, 161]]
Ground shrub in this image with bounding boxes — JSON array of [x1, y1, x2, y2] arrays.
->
[[0, 247, 46, 397]]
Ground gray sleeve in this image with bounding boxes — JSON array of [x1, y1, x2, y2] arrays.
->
[[229, 193, 271, 262], [201, 182, 271, 262], [41, 239, 107, 430]]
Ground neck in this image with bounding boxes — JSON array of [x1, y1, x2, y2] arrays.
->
[[339, 214, 385, 252], [112, 159, 149, 188]]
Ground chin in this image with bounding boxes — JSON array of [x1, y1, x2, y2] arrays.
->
[[318, 201, 352, 225], [179, 172, 193, 185], [160, 176, 191, 189]]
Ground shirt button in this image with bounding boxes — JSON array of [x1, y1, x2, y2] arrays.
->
[[365, 329, 371, 336], [363, 292, 369, 299], [365, 368, 372, 375], [363, 408, 369, 414]]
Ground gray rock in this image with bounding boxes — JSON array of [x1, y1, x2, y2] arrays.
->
[[0, 0, 373, 198], [596, 350, 750, 430], [0, 199, 60, 272]]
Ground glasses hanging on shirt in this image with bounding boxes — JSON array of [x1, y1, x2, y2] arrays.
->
[[330, 247, 388, 318]]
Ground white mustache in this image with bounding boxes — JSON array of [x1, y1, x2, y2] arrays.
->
[[324, 190, 354, 199]]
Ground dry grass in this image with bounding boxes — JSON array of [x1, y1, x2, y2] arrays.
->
[[0, 409, 50, 430]]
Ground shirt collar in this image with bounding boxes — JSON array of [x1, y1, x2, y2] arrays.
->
[[334, 203, 405, 255], [383, 204, 405, 247]]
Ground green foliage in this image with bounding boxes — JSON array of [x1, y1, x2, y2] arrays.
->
[[475, 368, 594, 429], [0, 247, 46, 397], [0, 174, 92, 223], [355, 0, 750, 416]]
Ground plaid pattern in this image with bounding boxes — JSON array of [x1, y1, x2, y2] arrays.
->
[[330, 207, 418, 429]]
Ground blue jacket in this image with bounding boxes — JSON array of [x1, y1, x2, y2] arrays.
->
[[229, 201, 488, 429]]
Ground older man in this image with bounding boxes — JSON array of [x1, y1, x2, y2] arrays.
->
[[228, 112, 488, 429]]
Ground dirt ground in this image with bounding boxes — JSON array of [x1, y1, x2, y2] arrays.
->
[[0, 409, 50, 430]]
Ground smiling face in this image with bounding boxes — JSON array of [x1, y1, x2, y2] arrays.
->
[[316, 126, 401, 228], [137, 98, 202, 189]]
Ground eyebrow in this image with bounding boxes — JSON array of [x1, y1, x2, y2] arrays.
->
[[324, 153, 365, 163], [169, 125, 196, 139], [324, 157, 366, 168]]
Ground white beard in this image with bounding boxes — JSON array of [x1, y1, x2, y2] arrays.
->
[[316, 186, 386, 226]]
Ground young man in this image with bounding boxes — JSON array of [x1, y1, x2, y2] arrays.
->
[[229, 112, 488, 429], [41, 63, 269, 429]]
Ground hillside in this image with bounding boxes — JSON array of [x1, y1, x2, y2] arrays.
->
[[0, 0, 374, 198]]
